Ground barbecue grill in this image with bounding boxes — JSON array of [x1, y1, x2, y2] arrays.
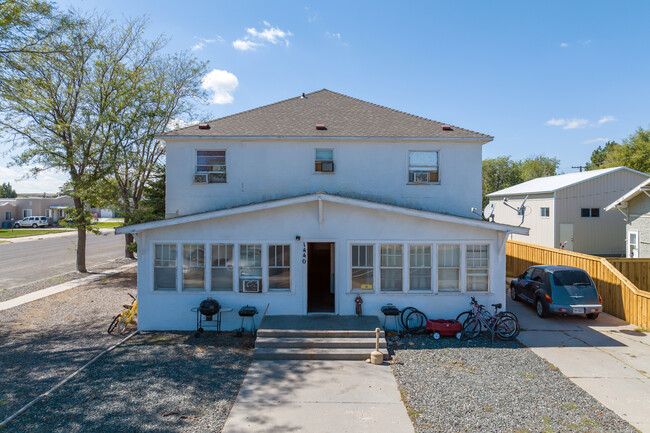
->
[[237, 305, 259, 337], [191, 298, 231, 337]]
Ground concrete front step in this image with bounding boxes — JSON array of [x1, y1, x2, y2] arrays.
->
[[256, 336, 387, 349], [256, 329, 385, 339], [253, 347, 389, 361]]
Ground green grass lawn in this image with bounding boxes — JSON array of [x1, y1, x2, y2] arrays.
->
[[90, 221, 124, 229], [0, 228, 73, 239]]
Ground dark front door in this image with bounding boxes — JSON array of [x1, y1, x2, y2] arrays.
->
[[307, 242, 335, 313]]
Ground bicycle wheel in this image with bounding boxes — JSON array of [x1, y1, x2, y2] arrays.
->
[[107, 315, 120, 334], [400, 307, 418, 329], [456, 310, 473, 325], [117, 317, 128, 334], [497, 311, 519, 322], [405, 309, 427, 330], [461, 317, 481, 340], [495, 316, 520, 340]]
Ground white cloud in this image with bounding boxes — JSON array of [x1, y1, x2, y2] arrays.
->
[[545, 118, 589, 130], [560, 42, 568, 48], [233, 21, 292, 51], [0, 165, 68, 194], [232, 39, 262, 51], [326, 31, 341, 40], [598, 115, 616, 124], [582, 137, 610, 144], [191, 36, 223, 51], [167, 118, 199, 131], [581, 39, 592, 45], [201, 69, 239, 104]]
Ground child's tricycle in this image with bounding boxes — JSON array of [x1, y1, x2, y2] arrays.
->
[[426, 319, 463, 340]]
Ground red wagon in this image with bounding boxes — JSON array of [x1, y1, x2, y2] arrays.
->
[[426, 319, 463, 340]]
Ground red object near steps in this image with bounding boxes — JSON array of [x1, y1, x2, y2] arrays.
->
[[426, 319, 462, 337]]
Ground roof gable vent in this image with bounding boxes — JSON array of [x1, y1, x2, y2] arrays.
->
[[441, 124, 452, 131], [315, 124, 327, 130], [198, 123, 210, 130]]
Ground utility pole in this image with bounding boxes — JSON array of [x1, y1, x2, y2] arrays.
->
[[572, 165, 588, 172]]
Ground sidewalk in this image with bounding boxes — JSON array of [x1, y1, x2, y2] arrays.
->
[[222, 360, 414, 433], [510, 299, 650, 432], [1, 227, 114, 244]]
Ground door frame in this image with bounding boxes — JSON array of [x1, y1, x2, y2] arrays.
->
[[559, 223, 574, 251], [627, 230, 639, 258], [303, 239, 338, 315]]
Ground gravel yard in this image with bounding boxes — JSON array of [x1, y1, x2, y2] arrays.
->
[[3, 332, 253, 433], [391, 335, 638, 433], [0, 268, 139, 422], [0, 257, 135, 302]]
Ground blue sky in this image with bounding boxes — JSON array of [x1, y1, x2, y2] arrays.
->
[[3, 0, 650, 192]]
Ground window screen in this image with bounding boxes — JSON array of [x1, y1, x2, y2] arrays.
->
[[381, 244, 403, 292], [438, 245, 459, 292], [351, 244, 374, 290]]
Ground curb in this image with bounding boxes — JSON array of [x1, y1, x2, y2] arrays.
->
[[0, 228, 117, 244]]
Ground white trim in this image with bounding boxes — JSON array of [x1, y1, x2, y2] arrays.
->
[[116, 193, 529, 235], [156, 135, 492, 143]]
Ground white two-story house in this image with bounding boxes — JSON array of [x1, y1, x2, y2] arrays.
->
[[116, 89, 528, 331]]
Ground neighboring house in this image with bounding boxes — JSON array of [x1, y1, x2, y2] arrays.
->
[[116, 89, 528, 331], [0, 195, 74, 225], [488, 167, 649, 256], [605, 178, 650, 258]]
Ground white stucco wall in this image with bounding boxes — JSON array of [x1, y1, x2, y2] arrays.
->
[[627, 193, 650, 258], [164, 138, 484, 220], [136, 200, 507, 331]]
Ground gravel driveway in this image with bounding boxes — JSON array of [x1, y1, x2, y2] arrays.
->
[[391, 335, 637, 433]]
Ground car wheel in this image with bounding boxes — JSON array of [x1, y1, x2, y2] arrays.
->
[[510, 284, 520, 302], [32, 223, 38, 228], [14, 223, 20, 228], [586, 313, 599, 320], [535, 299, 549, 318]]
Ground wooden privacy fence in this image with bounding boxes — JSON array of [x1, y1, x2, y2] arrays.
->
[[606, 258, 650, 293], [506, 240, 650, 329]]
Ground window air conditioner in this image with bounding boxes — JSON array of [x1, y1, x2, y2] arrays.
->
[[413, 171, 429, 183], [194, 173, 208, 183], [242, 279, 261, 293], [321, 161, 334, 172]]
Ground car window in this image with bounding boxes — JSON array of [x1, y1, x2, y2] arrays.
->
[[552, 270, 591, 286], [522, 269, 532, 279], [531, 268, 544, 282]]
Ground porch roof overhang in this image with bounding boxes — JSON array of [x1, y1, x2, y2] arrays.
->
[[115, 193, 530, 236], [49, 205, 70, 209], [604, 178, 650, 211]]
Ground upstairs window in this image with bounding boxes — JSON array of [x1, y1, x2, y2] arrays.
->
[[315, 149, 334, 172], [581, 208, 600, 218], [540, 207, 550, 218], [195, 150, 226, 184], [408, 151, 439, 184]]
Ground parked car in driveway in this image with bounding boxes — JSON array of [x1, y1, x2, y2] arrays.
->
[[510, 265, 603, 319], [13, 216, 49, 228]]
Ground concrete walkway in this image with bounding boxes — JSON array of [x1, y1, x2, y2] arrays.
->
[[0, 262, 137, 311], [510, 298, 650, 432], [222, 360, 414, 433]]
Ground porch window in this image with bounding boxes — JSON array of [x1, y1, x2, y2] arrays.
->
[[195, 150, 226, 183], [408, 151, 439, 184], [239, 244, 262, 292], [4, 212, 10, 221], [351, 244, 374, 291], [380, 244, 403, 291], [438, 245, 460, 292], [268, 245, 291, 290], [182, 244, 205, 291], [315, 149, 334, 172], [409, 245, 431, 291], [466, 245, 489, 292], [211, 244, 233, 291], [154, 244, 177, 291]]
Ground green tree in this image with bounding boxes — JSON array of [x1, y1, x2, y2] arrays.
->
[[0, 0, 61, 59], [518, 155, 560, 181], [0, 13, 169, 272], [598, 128, 650, 174], [482, 156, 522, 207], [586, 140, 619, 170], [106, 51, 206, 259], [0, 181, 17, 197]]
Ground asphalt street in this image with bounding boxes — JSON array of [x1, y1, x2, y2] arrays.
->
[[0, 231, 125, 290]]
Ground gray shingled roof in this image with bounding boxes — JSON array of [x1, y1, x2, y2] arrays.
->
[[162, 89, 492, 139]]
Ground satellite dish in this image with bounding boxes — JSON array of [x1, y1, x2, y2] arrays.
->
[[483, 203, 496, 221]]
